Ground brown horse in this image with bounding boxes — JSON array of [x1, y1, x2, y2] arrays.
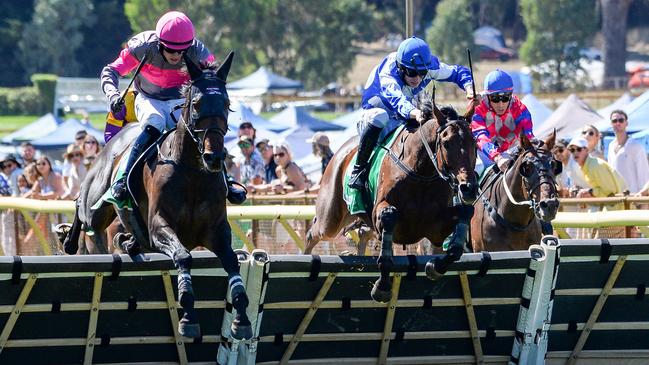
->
[[471, 132, 560, 252], [305, 97, 478, 303], [58, 52, 252, 340]]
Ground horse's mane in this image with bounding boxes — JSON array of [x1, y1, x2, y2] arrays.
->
[[417, 91, 460, 122]]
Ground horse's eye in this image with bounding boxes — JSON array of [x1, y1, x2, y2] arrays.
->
[[520, 161, 534, 178], [551, 159, 563, 176]]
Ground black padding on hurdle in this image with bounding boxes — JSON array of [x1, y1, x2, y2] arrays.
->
[[395, 329, 405, 342], [510, 355, 520, 364], [51, 300, 61, 313], [273, 333, 283, 346], [100, 334, 110, 346], [341, 297, 351, 311], [550, 289, 555, 301], [193, 336, 203, 344], [422, 295, 432, 309], [406, 255, 417, 281], [308, 255, 321, 281], [225, 302, 233, 313], [600, 239, 612, 264], [258, 303, 264, 312], [486, 326, 496, 340], [110, 254, 122, 280], [526, 268, 536, 278], [127, 296, 137, 312], [567, 320, 577, 333], [521, 297, 530, 309], [478, 251, 492, 277], [636, 284, 646, 300], [11, 256, 22, 284], [515, 330, 524, 340]]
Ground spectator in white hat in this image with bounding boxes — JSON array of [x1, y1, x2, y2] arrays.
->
[[568, 136, 625, 198], [306, 132, 334, 175]]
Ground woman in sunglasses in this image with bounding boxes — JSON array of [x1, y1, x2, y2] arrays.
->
[[100, 11, 243, 205], [348, 36, 476, 191], [471, 69, 534, 173], [580, 125, 604, 159]]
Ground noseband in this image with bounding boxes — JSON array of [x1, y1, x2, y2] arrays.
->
[[502, 148, 557, 218]]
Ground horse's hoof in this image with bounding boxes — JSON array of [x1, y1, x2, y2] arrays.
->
[[425, 259, 445, 281], [231, 315, 252, 340], [371, 282, 392, 303], [178, 321, 201, 339]]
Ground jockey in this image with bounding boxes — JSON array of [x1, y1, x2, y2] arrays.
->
[[101, 11, 244, 205], [349, 36, 475, 191], [471, 69, 534, 173]]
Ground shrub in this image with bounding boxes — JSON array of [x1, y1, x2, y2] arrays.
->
[[31, 74, 58, 114], [1, 87, 43, 115]]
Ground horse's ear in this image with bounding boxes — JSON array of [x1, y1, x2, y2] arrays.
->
[[433, 104, 446, 125], [463, 100, 475, 122], [519, 131, 533, 150], [216, 51, 235, 82], [545, 129, 557, 150], [183, 53, 203, 80]]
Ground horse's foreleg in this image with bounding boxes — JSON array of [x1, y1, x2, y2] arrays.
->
[[212, 220, 252, 340], [371, 204, 398, 303], [426, 203, 474, 280], [304, 217, 321, 255], [149, 214, 200, 338]]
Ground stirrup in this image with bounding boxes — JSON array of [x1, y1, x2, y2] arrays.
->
[[348, 168, 367, 190], [111, 177, 130, 203], [227, 181, 247, 205]]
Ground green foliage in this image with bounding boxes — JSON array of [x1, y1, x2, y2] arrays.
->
[[17, 0, 96, 79], [426, 0, 476, 65], [0, 0, 35, 86], [0, 87, 43, 115], [519, 0, 598, 91], [124, 0, 379, 89], [30, 74, 57, 114]]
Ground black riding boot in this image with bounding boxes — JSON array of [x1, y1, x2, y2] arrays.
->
[[111, 125, 161, 203], [224, 165, 247, 205], [348, 124, 382, 190]]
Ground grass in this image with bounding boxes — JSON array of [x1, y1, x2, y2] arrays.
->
[[0, 110, 345, 138]]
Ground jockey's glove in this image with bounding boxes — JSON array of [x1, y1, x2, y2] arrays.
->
[[495, 154, 512, 172], [109, 94, 125, 114]]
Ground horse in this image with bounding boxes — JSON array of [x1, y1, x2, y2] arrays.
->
[[470, 131, 561, 252], [57, 52, 252, 340], [304, 96, 478, 303]]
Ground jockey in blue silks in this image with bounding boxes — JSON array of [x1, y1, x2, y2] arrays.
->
[[349, 36, 476, 191]]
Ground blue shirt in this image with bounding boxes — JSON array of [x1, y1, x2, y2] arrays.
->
[[361, 52, 473, 120]]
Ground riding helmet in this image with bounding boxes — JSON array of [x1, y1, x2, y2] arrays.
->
[[396, 36, 439, 71], [483, 69, 514, 95], [156, 11, 195, 50]]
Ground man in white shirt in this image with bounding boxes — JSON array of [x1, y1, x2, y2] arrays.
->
[[607, 110, 649, 194]]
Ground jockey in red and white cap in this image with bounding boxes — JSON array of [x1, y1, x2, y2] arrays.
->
[[471, 69, 534, 173]]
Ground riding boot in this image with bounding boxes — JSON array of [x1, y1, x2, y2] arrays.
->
[[224, 164, 247, 205], [348, 124, 382, 190], [111, 125, 161, 203]]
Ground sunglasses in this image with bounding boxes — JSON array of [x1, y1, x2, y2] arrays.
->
[[36, 162, 48, 166], [238, 142, 252, 149], [489, 93, 512, 103], [581, 130, 595, 137], [70, 153, 82, 158], [84, 141, 97, 145], [273, 152, 286, 158], [162, 46, 189, 55], [568, 147, 584, 154], [554, 147, 565, 153], [240, 124, 254, 129], [401, 66, 428, 78], [611, 118, 626, 124]]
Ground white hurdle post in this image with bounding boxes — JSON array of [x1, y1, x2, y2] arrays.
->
[[510, 235, 560, 365]]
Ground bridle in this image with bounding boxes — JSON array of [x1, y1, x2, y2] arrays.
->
[[175, 72, 229, 158]]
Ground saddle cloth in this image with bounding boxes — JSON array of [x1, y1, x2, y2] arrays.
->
[[342, 124, 404, 215], [93, 144, 136, 210]]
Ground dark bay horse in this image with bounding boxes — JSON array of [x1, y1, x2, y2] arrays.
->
[[58, 52, 252, 340], [471, 132, 561, 252], [305, 98, 478, 303]]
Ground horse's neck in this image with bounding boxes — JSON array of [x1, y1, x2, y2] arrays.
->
[[402, 121, 437, 173], [171, 124, 202, 168], [497, 161, 534, 224]]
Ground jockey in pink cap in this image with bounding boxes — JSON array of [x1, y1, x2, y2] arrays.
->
[[100, 11, 243, 206]]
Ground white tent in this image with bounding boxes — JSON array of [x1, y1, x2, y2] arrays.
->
[[597, 92, 633, 120], [534, 94, 603, 140], [521, 94, 553, 128]]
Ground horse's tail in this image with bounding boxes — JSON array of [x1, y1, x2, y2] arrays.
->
[[57, 204, 83, 255]]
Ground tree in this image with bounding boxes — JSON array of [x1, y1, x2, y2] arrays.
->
[[124, 0, 379, 89], [519, 0, 598, 91], [426, 0, 476, 65], [601, 0, 632, 89], [0, 0, 35, 86], [17, 0, 95, 80]]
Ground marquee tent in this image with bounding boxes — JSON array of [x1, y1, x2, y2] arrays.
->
[[1, 113, 62, 145], [270, 106, 345, 132], [533, 94, 603, 140], [598, 90, 649, 134], [30, 118, 103, 150], [597, 92, 633, 121], [228, 67, 303, 96], [227, 100, 288, 133], [521, 94, 553, 127]]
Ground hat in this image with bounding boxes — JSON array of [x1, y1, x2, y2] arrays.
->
[[0, 153, 22, 168], [75, 130, 88, 140], [239, 121, 254, 129], [568, 136, 588, 149], [255, 138, 270, 148], [238, 135, 254, 144], [306, 132, 330, 146], [63, 144, 83, 159]]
